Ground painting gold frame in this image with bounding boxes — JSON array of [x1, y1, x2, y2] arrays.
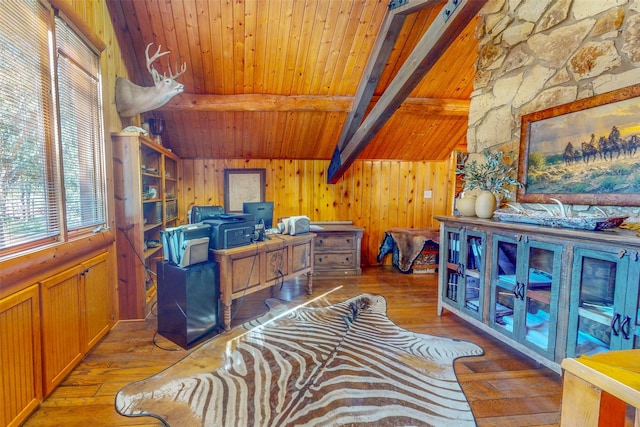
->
[[517, 83, 640, 206]]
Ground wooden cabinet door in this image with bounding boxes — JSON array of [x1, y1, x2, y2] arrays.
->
[[81, 252, 113, 351], [40, 265, 84, 396], [0, 285, 42, 427]]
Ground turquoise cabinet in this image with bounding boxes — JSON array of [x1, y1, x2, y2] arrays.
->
[[488, 234, 562, 360], [439, 225, 486, 320], [435, 215, 639, 373], [567, 248, 640, 357]]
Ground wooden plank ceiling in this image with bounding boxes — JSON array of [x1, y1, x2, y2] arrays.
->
[[107, 0, 479, 162]]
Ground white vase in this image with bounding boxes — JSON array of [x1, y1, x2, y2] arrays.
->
[[475, 190, 497, 219], [457, 194, 477, 217]]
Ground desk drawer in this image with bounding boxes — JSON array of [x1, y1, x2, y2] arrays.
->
[[315, 233, 356, 250], [314, 252, 357, 270]]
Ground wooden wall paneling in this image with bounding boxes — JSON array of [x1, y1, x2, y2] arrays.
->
[[399, 161, 412, 225], [242, 0, 257, 93], [412, 161, 427, 229], [325, 0, 362, 95], [405, 162, 417, 227], [193, 158, 207, 208], [282, 113, 299, 158], [206, 1, 224, 94], [337, 0, 385, 95], [351, 161, 364, 225], [338, 166, 354, 223], [219, 112, 233, 157], [311, 1, 340, 95], [368, 161, 382, 266], [251, 0, 268, 94], [301, 160, 316, 220], [181, 157, 195, 216], [276, 1, 297, 94], [179, 158, 453, 265], [333, 171, 347, 222], [232, 0, 248, 94], [220, 3, 241, 95], [295, 1, 326, 94], [182, 1, 205, 94], [204, 158, 219, 207], [387, 161, 400, 229], [282, 159, 297, 219], [196, 0, 215, 94], [378, 161, 391, 229]]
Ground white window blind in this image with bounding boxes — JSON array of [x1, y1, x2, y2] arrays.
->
[[0, 1, 59, 250], [0, 1, 106, 254], [55, 17, 106, 233]]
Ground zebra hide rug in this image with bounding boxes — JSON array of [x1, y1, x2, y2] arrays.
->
[[115, 293, 483, 426]]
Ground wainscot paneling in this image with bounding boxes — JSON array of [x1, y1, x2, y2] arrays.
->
[[180, 158, 455, 267]]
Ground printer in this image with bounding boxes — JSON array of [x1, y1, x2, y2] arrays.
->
[[189, 205, 225, 223], [161, 223, 211, 267], [203, 214, 255, 249]]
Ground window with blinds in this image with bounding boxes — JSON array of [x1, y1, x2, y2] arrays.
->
[[0, 1, 106, 254]]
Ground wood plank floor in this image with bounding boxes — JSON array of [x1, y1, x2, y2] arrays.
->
[[23, 266, 562, 426]]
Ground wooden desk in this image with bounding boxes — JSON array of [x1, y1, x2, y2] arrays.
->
[[560, 350, 640, 427], [210, 233, 314, 330]]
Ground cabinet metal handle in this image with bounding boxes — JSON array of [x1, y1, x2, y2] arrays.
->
[[512, 282, 525, 300], [620, 315, 631, 340], [610, 312, 621, 336]]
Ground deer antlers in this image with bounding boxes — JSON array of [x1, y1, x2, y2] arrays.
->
[[145, 43, 186, 83]]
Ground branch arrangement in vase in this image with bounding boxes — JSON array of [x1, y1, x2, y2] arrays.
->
[[456, 147, 523, 199]]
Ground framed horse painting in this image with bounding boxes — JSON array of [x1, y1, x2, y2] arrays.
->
[[517, 83, 640, 206]]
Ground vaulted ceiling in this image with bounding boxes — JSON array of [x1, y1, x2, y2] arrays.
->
[[107, 0, 480, 168]]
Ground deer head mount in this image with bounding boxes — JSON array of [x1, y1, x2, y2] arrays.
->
[[115, 43, 187, 118]]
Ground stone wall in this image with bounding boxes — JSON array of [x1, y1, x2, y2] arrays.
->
[[467, 0, 640, 216]]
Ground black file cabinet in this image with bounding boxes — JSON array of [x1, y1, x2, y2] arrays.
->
[[157, 261, 221, 349]]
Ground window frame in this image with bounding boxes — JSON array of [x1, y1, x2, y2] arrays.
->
[[0, 0, 108, 258]]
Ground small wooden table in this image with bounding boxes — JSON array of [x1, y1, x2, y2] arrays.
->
[[560, 349, 640, 426], [210, 233, 314, 330]]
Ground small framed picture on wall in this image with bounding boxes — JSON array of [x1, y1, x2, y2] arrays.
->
[[224, 168, 266, 213]]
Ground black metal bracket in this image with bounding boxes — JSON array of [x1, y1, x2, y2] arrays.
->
[[442, 0, 461, 22], [388, 0, 408, 10]]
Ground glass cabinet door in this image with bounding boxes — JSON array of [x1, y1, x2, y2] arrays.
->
[[442, 227, 461, 307], [520, 241, 561, 357], [461, 231, 484, 319], [490, 235, 561, 359], [625, 253, 640, 350], [440, 226, 485, 320], [490, 236, 519, 340], [567, 248, 629, 357]]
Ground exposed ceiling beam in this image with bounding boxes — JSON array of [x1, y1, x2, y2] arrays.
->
[[158, 93, 469, 114], [327, 0, 487, 184]]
